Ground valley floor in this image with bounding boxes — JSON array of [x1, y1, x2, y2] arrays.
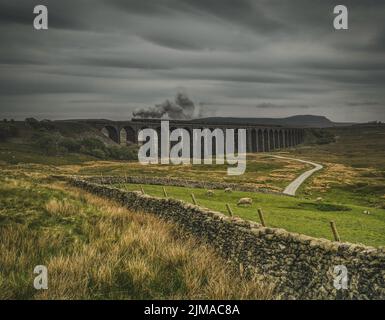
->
[[1, 124, 385, 298]]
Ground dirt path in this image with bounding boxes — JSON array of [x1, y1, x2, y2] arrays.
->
[[272, 155, 323, 196]]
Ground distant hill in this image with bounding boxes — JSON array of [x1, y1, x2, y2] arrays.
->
[[191, 115, 353, 128], [54, 115, 354, 128]]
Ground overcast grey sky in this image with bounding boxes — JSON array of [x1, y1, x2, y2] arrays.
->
[[0, 0, 384, 122]]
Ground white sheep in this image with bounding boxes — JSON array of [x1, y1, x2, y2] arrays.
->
[[206, 189, 215, 197], [237, 197, 253, 206], [224, 187, 232, 193]]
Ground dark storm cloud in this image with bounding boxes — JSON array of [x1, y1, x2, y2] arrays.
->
[[0, 0, 385, 121], [0, 1, 32, 26]]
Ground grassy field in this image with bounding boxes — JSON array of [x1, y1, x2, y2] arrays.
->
[[0, 142, 311, 193], [289, 125, 385, 209], [0, 173, 274, 299], [293, 125, 385, 169], [114, 183, 385, 247], [73, 154, 310, 191]]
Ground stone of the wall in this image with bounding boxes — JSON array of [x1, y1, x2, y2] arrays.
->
[[68, 177, 385, 300], [86, 175, 281, 194]]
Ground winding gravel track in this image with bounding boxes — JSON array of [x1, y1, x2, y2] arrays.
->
[[271, 155, 323, 196]]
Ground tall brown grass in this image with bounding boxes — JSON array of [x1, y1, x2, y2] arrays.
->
[[45, 199, 80, 217], [0, 181, 276, 300]]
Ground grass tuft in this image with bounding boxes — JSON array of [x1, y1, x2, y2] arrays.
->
[[45, 199, 80, 217]]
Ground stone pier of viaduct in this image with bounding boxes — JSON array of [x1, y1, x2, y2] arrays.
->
[[87, 118, 305, 152]]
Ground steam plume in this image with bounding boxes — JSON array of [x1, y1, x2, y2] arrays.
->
[[133, 92, 195, 119]]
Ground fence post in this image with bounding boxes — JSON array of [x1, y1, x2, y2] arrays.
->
[[121, 173, 128, 191], [140, 185, 145, 195], [257, 208, 266, 227], [330, 221, 340, 242], [226, 203, 234, 217], [191, 193, 197, 205], [239, 263, 244, 278], [163, 187, 168, 198]]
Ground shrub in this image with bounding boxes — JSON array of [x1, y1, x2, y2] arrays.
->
[[81, 138, 106, 151], [88, 148, 107, 159], [59, 137, 137, 160], [0, 126, 19, 142], [25, 117, 41, 129], [308, 129, 335, 145], [57, 146, 69, 154], [34, 134, 63, 155], [8, 126, 19, 137], [59, 138, 81, 153], [78, 138, 108, 158], [0, 128, 9, 142], [40, 120, 56, 131], [107, 146, 137, 160]]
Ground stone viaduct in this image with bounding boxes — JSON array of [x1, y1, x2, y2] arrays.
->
[[86, 118, 305, 153]]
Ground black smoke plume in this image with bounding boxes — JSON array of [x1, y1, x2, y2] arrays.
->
[[133, 93, 195, 119]]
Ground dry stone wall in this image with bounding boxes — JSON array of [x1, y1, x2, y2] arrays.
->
[[68, 177, 385, 300], [87, 175, 279, 194]]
